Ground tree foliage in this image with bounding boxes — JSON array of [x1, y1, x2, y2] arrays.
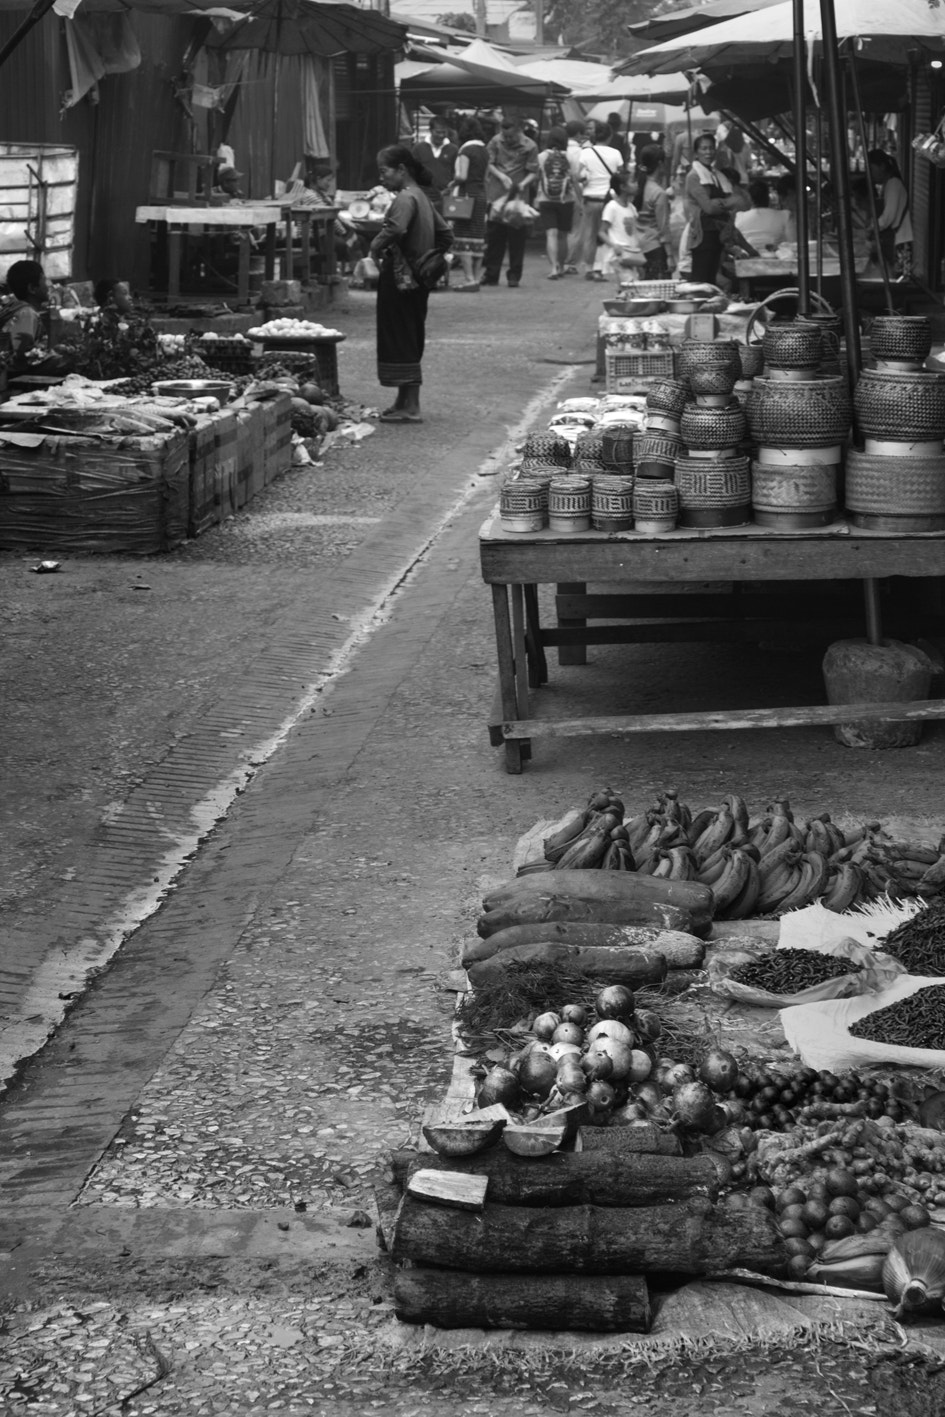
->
[[436, 10, 478, 30], [544, 0, 667, 55]]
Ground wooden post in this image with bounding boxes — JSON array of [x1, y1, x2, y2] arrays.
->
[[791, 0, 810, 314], [818, 0, 862, 385], [168, 227, 182, 302], [394, 1269, 650, 1332], [556, 581, 587, 665]]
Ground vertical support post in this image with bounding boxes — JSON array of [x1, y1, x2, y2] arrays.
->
[[864, 578, 883, 647], [168, 227, 182, 301], [791, 0, 810, 314], [817, 0, 862, 385], [847, 55, 896, 315]]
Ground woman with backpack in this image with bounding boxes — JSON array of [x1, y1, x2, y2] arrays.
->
[[536, 126, 576, 279], [369, 145, 453, 424]]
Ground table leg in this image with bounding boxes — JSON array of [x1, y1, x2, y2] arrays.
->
[[237, 234, 250, 307], [322, 215, 336, 282], [864, 577, 883, 645], [168, 228, 181, 302], [491, 583, 526, 773], [523, 583, 547, 687], [264, 224, 276, 281], [511, 583, 530, 723], [557, 581, 587, 666], [284, 211, 295, 280]]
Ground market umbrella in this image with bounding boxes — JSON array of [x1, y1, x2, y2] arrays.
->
[[624, 0, 788, 46], [205, 0, 406, 57], [618, 0, 945, 76], [399, 47, 569, 110]]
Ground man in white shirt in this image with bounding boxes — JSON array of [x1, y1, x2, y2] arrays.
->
[[734, 180, 790, 252], [577, 121, 626, 280]]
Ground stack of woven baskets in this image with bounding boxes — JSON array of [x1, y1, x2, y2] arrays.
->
[[847, 317, 945, 531], [746, 323, 851, 528], [629, 377, 686, 531], [672, 340, 751, 528]]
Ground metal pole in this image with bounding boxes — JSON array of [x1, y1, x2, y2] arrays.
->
[[847, 53, 895, 315], [792, 0, 810, 314], [864, 579, 883, 647], [817, 0, 861, 385], [0, 0, 55, 71], [721, 110, 795, 171]]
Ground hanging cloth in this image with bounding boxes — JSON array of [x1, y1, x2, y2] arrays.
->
[[302, 57, 330, 159]]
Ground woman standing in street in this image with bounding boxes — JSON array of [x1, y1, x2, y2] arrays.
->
[[449, 117, 489, 290], [369, 145, 453, 424], [867, 149, 914, 280], [632, 145, 674, 278], [683, 132, 738, 285]]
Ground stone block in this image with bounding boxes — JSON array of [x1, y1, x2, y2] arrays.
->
[[260, 279, 302, 307]]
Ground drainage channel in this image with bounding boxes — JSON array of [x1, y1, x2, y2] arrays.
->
[[0, 367, 577, 1099]]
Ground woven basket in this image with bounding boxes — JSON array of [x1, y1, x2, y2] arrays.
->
[[738, 344, 765, 380], [751, 461, 838, 528], [680, 400, 747, 451], [762, 323, 822, 371], [869, 316, 933, 365], [591, 473, 634, 530], [625, 279, 677, 301], [677, 340, 741, 388], [845, 448, 945, 529], [573, 431, 608, 470], [746, 376, 853, 448], [632, 478, 678, 529], [854, 369, 945, 442], [548, 473, 592, 532], [645, 378, 689, 418], [522, 433, 571, 466], [501, 477, 547, 532], [600, 424, 636, 469], [674, 454, 751, 526], [689, 361, 739, 397], [633, 428, 681, 474]]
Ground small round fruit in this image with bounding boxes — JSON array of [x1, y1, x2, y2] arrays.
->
[[824, 1167, 858, 1198], [857, 1211, 879, 1233], [478, 1066, 521, 1109], [595, 985, 635, 1021], [900, 1204, 931, 1229], [807, 1230, 827, 1253], [779, 1203, 806, 1225], [779, 1217, 809, 1239], [668, 1062, 695, 1088], [828, 1195, 861, 1221], [801, 1200, 829, 1230], [627, 1049, 653, 1084], [550, 1042, 582, 1061], [518, 1050, 558, 1100], [552, 1021, 584, 1047], [778, 1186, 807, 1210], [592, 1039, 634, 1082], [824, 1214, 855, 1240], [749, 1185, 776, 1210], [560, 1003, 587, 1027], [786, 1254, 811, 1280], [582, 1048, 614, 1081], [587, 1079, 617, 1113], [784, 1236, 813, 1259], [587, 1019, 634, 1048], [532, 1012, 560, 1041]]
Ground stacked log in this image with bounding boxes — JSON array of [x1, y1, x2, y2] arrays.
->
[[386, 1132, 786, 1332]]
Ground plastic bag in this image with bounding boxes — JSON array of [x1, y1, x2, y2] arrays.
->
[[707, 933, 904, 1008], [492, 195, 538, 230], [781, 975, 945, 1072]]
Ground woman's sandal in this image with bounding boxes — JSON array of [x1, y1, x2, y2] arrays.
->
[[379, 410, 423, 424]]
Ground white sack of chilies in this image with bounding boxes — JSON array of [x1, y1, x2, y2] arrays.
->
[[707, 902, 904, 1008], [781, 974, 945, 1072]]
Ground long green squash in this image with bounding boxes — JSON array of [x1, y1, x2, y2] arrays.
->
[[478, 870, 713, 940], [462, 923, 706, 969], [466, 942, 669, 989]]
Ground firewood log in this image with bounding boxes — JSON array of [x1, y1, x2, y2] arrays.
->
[[394, 1268, 650, 1332]]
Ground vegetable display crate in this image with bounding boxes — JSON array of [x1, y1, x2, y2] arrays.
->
[[605, 349, 676, 393], [195, 338, 256, 377], [0, 430, 189, 554], [251, 335, 344, 396], [188, 410, 239, 536]]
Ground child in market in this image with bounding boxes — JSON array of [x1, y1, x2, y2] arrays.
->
[[595, 174, 646, 281]]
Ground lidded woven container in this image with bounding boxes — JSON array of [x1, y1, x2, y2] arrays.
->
[[746, 376, 852, 448], [600, 423, 636, 470], [591, 473, 634, 531], [522, 432, 571, 468], [632, 478, 678, 532], [677, 339, 741, 390], [738, 344, 765, 381], [869, 316, 933, 366], [548, 473, 592, 533], [845, 448, 945, 531], [633, 427, 681, 477], [795, 312, 843, 375], [572, 431, 609, 475], [645, 378, 688, 419], [853, 369, 945, 444], [688, 359, 739, 398], [500, 476, 547, 533], [674, 454, 751, 527], [750, 460, 838, 528], [762, 323, 822, 372], [679, 400, 747, 452]]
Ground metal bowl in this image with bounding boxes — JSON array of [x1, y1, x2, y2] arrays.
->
[[604, 297, 662, 317], [666, 298, 704, 314], [152, 379, 233, 398]]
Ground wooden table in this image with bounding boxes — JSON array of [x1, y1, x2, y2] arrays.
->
[[135, 202, 341, 302], [733, 256, 844, 305], [479, 513, 945, 773]]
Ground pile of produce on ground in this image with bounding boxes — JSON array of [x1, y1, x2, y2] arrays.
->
[[523, 786, 945, 917], [383, 785, 945, 1334]]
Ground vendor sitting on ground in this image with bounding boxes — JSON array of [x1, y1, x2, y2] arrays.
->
[[94, 278, 134, 314], [0, 260, 72, 372], [213, 164, 245, 201]]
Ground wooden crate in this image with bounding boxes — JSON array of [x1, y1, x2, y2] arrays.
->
[[261, 394, 293, 486], [234, 403, 266, 509], [605, 349, 676, 392], [188, 409, 239, 536], [0, 429, 189, 554]]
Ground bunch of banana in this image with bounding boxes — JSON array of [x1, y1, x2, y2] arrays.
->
[[805, 1225, 900, 1291], [865, 834, 945, 899], [543, 788, 633, 871]]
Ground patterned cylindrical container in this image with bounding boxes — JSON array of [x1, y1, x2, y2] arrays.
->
[[591, 473, 634, 531], [500, 476, 546, 533], [750, 461, 838, 528], [632, 478, 678, 533], [674, 454, 751, 527], [548, 474, 592, 533]]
